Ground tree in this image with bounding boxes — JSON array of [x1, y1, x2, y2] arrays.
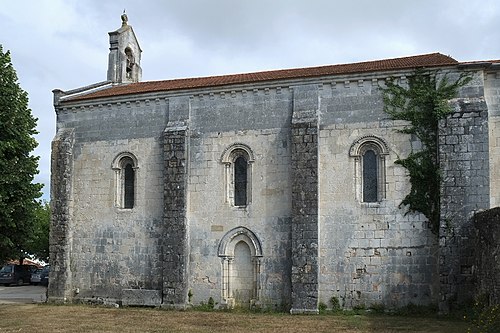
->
[[26, 201, 50, 262], [381, 69, 471, 234], [0, 45, 43, 263]]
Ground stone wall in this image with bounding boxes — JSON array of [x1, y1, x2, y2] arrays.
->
[[438, 74, 491, 312], [48, 128, 74, 301], [290, 85, 319, 314], [50, 64, 499, 311], [473, 207, 500, 305], [50, 99, 167, 304], [162, 125, 189, 307], [318, 77, 437, 309], [484, 71, 500, 207], [185, 88, 293, 309]]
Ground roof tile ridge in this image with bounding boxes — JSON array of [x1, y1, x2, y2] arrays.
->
[[133, 52, 459, 86]]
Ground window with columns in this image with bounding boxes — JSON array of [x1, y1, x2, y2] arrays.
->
[[221, 143, 254, 207], [349, 136, 389, 203], [112, 152, 138, 209]]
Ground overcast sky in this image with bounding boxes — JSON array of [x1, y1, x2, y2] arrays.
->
[[1, 0, 499, 201]]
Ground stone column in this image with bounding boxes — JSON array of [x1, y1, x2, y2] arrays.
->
[[290, 86, 319, 314], [48, 128, 75, 302], [162, 124, 189, 308], [221, 257, 230, 304]]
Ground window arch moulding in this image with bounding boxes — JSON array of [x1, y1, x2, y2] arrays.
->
[[349, 135, 389, 204], [220, 143, 255, 207], [112, 152, 139, 209], [217, 226, 263, 258]]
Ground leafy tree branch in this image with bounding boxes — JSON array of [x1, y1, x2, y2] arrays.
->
[[382, 69, 472, 234], [0, 45, 43, 262]]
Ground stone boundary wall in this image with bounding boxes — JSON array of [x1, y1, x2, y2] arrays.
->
[[474, 207, 500, 305]]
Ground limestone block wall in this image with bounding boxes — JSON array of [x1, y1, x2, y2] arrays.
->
[[51, 99, 167, 303], [317, 77, 436, 309], [185, 88, 293, 309], [49, 128, 75, 301], [50, 64, 499, 310], [162, 125, 189, 307], [438, 71, 491, 312], [290, 85, 319, 314], [70, 140, 165, 301], [484, 71, 500, 207]]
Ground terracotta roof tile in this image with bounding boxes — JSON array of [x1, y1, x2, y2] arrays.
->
[[66, 53, 458, 102]]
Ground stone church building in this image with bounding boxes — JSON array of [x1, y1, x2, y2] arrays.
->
[[49, 15, 500, 313]]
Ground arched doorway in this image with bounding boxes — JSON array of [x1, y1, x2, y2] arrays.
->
[[232, 241, 253, 305], [218, 227, 263, 308]]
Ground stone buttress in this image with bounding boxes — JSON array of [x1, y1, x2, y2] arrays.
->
[[290, 85, 320, 314], [162, 122, 189, 308], [48, 128, 75, 302], [438, 73, 491, 312]]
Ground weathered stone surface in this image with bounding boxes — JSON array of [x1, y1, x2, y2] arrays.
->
[[290, 121, 319, 313], [473, 207, 500, 306], [49, 18, 500, 313], [290, 85, 319, 314], [122, 289, 162, 306], [162, 126, 189, 307], [48, 128, 74, 302], [438, 95, 490, 313]]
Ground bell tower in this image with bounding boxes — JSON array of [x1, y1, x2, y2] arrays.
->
[[107, 13, 142, 84]]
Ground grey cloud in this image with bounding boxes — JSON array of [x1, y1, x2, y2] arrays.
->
[[1, 0, 499, 200]]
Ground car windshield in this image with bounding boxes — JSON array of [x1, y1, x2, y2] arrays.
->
[[0, 265, 13, 273]]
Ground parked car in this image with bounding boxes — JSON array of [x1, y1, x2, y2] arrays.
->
[[30, 268, 43, 285], [40, 265, 50, 287], [0, 264, 37, 286]]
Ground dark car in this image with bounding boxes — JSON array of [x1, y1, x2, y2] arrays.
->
[[0, 264, 37, 286], [40, 265, 50, 287], [30, 268, 43, 285]]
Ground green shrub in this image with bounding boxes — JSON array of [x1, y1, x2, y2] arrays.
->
[[465, 295, 500, 333], [318, 302, 327, 313], [369, 303, 386, 313], [330, 296, 342, 312], [195, 297, 217, 311]]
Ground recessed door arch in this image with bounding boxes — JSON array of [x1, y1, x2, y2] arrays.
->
[[218, 226, 263, 308]]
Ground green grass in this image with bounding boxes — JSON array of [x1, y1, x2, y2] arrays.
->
[[0, 303, 469, 333]]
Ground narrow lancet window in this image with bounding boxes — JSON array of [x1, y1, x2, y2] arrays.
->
[[362, 150, 378, 202], [112, 152, 138, 209], [221, 143, 254, 208], [349, 136, 388, 204], [234, 156, 248, 206], [124, 163, 135, 208]]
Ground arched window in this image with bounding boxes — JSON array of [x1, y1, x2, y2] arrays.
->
[[349, 136, 389, 203], [362, 149, 378, 202], [221, 144, 254, 207], [123, 162, 135, 208], [234, 156, 248, 206], [112, 152, 138, 209]]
